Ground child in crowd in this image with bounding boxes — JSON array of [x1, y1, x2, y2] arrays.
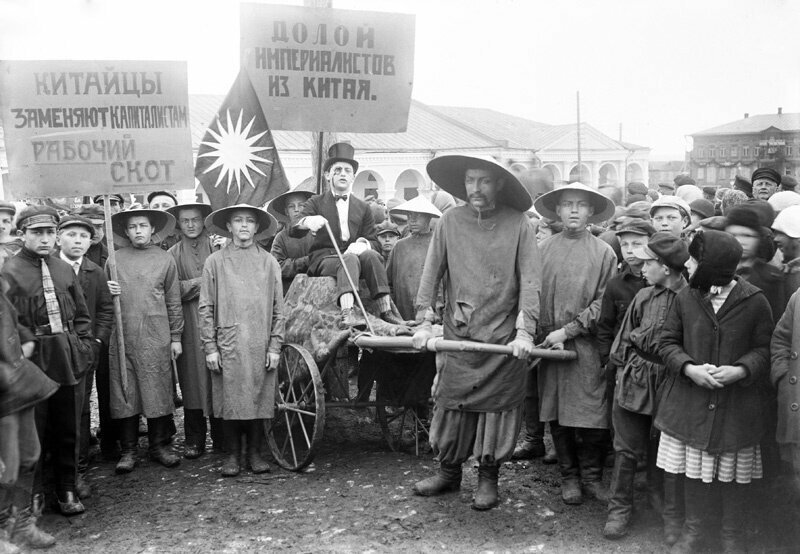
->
[[655, 230, 773, 553]]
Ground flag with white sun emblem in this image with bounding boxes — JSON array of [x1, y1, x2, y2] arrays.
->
[[195, 70, 289, 210]]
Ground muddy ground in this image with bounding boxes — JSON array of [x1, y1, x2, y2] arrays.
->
[[33, 405, 797, 554]]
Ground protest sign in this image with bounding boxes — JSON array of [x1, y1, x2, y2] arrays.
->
[[0, 60, 194, 199], [240, 3, 415, 133]]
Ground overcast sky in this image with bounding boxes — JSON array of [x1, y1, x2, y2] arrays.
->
[[2, 0, 798, 159]]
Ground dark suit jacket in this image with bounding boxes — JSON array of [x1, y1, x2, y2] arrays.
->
[[290, 191, 379, 272], [77, 257, 114, 346]]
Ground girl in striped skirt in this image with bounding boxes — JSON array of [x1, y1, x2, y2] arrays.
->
[[654, 230, 774, 553]]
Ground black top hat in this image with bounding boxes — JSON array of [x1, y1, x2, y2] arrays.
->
[[323, 143, 359, 174]]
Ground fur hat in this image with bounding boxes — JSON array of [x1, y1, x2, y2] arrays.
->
[[688, 230, 742, 291]]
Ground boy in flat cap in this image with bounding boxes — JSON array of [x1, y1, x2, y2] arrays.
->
[[200, 205, 284, 477], [108, 209, 184, 474], [411, 155, 539, 511], [1, 206, 94, 516], [534, 182, 618, 506], [268, 189, 315, 294], [166, 202, 222, 459], [751, 167, 781, 202], [375, 221, 401, 265], [604, 232, 689, 543], [92, 194, 125, 215], [72, 204, 108, 270], [56, 215, 113, 499], [649, 196, 691, 238], [290, 143, 404, 328]]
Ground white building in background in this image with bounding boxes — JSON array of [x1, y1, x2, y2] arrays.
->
[[0, 99, 650, 202]]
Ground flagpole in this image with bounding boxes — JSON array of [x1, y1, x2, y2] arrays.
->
[[307, 0, 332, 195]]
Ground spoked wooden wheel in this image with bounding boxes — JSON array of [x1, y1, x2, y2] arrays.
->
[[376, 402, 431, 455], [266, 344, 325, 471]]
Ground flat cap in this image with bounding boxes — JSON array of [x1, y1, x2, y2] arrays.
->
[[16, 205, 59, 230], [780, 175, 798, 191], [58, 215, 95, 238], [633, 231, 690, 270], [615, 219, 656, 237], [0, 201, 17, 216], [72, 204, 105, 221], [92, 194, 125, 206], [751, 167, 781, 185], [689, 198, 715, 220], [673, 174, 696, 187], [626, 181, 648, 196], [375, 220, 401, 236]]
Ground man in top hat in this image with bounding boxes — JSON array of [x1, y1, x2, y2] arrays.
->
[[92, 194, 125, 215], [1, 206, 95, 516], [166, 202, 222, 459], [55, 215, 114, 500], [72, 204, 108, 269], [290, 143, 404, 328], [107, 208, 183, 474], [199, 205, 284, 477], [386, 195, 442, 321], [773, 205, 800, 298], [269, 189, 315, 294], [649, 195, 692, 238], [534, 182, 618, 506], [375, 220, 401, 264], [0, 201, 22, 266], [410, 155, 540, 511], [751, 167, 781, 202]]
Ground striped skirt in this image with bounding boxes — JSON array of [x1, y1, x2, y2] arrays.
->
[[656, 432, 763, 484]]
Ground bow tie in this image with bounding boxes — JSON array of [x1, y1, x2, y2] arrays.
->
[[335, 194, 348, 202]]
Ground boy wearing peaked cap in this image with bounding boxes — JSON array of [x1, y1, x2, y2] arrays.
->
[[1, 206, 95, 518], [375, 220, 401, 264]]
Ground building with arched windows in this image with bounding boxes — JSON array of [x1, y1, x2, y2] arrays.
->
[[0, 98, 651, 202]]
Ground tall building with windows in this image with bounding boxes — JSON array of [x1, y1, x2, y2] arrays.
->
[[689, 109, 800, 187]]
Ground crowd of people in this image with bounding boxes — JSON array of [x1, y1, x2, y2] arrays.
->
[[1, 143, 800, 553]]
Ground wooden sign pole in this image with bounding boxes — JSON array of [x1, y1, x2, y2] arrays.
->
[[103, 195, 128, 402]]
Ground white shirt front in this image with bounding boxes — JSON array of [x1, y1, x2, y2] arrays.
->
[[335, 194, 350, 242], [59, 251, 83, 275]]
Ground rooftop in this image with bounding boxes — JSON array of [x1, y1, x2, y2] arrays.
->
[[692, 112, 800, 136]]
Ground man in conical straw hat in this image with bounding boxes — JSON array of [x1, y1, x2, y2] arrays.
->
[[107, 208, 184, 474], [200, 204, 284, 477], [411, 155, 541, 511], [533, 182, 618, 506], [386, 195, 442, 321]]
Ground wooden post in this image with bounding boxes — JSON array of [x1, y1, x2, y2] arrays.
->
[[306, 0, 333, 194], [103, 195, 128, 401]]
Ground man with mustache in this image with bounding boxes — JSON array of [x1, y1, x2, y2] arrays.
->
[[291, 143, 403, 328], [411, 155, 540, 511], [751, 167, 781, 202]]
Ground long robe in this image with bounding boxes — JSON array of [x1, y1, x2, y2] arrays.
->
[[169, 233, 213, 413], [108, 244, 183, 419], [270, 228, 313, 295], [387, 232, 432, 320], [415, 205, 540, 412], [199, 243, 284, 420], [537, 229, 617, 429]]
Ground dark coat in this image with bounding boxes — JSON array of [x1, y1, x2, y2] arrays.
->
[[0, 278, 59, 418], [771, 289, 800, 448], [737, 259, 787, 322], [655, 277, 774, 453], [1, 248, 94, 386], [289, 191, 379, 272], [597, 265, 646, 366], [85, 241, 108, 270]]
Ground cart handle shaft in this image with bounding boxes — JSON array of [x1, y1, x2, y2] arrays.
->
[[351, 335, 577, 361]]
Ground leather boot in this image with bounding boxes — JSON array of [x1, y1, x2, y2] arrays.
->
[[720, 482, 748, 554], [147, 416, 180, 468], [246, 420, 270, 474], [670, 477, 712, 554], [0, 502, 20, 554], [472, 464, 500, 511], [551, 422, 582, 505], [579, 428, 610, 502], [412, 462, 462, 496], [115, 416, 139, 474], [221, 420, 242, 477], [75, 473, 91, 500], [9, 506, 55, 549], [604, 454, 638, 539], [662, 472, 685, 547]]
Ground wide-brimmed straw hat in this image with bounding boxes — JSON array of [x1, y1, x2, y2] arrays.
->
[[204, 204, 277, 239], [166, 203, 213, 223], [111, 209, 176, 247], [390, 195, 442, 218], [533, 182, 616, 224], [267, 189, 314, 222], [426, 155, 533, 211]]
